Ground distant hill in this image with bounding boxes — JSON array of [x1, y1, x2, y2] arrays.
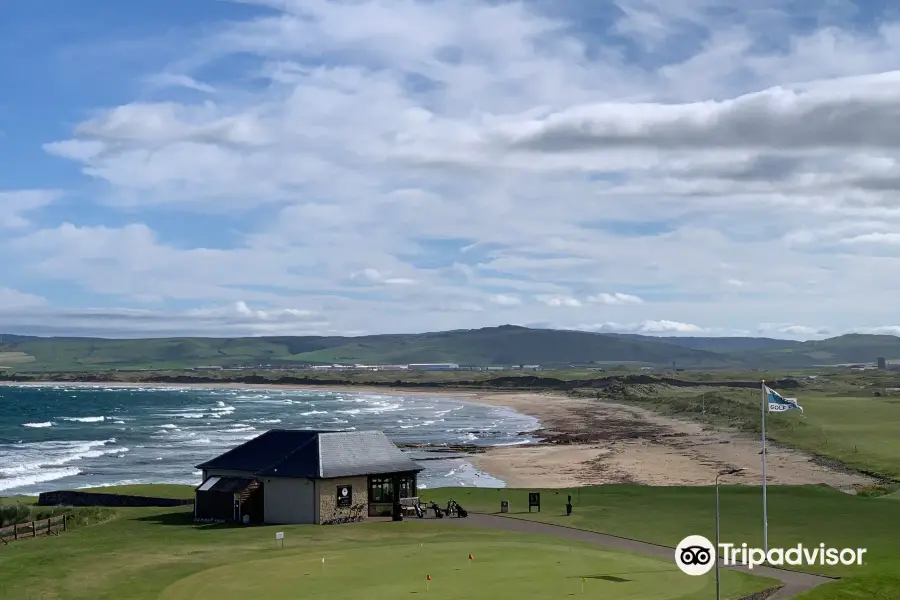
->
[[635, 335, 804, 353], [0, 326, 898, 372]]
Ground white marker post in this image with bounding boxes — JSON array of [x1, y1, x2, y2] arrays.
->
[[760, 382, 768, 554], [275, 531, 284, 549]]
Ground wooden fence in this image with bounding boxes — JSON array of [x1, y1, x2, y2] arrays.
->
[[0, 514, 67, 544]]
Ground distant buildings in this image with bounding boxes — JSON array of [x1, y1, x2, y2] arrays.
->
[[407, 363, 460, 371], [878, 357, 887, 370]]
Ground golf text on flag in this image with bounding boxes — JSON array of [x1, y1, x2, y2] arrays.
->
[[765, 384, 803, 413]]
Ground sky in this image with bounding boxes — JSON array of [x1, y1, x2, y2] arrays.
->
[[3, 0, 900, 340]]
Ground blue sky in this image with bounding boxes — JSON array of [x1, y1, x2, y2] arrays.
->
[[3, 0, 900, 338]]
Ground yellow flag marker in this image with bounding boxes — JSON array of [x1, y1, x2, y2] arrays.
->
[[581, 577, 586, 594]]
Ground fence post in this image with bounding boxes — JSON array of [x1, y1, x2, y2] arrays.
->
[[13, 523, 17, 541], [32, 520, 36, 537], [47, 518, 51, 535], [63, 514, 67, 532]]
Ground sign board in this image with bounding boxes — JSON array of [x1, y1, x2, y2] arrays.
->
[[275, 532, 284, 540], [337, 485, 352, 508], [528, 492, 540, 512]]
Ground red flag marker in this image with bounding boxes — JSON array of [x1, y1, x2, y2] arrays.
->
[[426, 575, 432, 581], [468, 553, 474, 560]]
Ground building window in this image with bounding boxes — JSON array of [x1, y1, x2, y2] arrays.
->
[[399, 476, 415, 498], [369, 477, 394, 503]]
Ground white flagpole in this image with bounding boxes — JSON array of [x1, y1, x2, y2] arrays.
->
[[760, 380, 768, 554]]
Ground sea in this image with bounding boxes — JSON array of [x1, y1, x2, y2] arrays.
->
[[0, 384, 541, 495]]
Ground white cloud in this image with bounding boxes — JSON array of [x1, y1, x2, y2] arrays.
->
[[853, 325, 900, 335], [0, 288, 48, 309], [8, 0, 900, 337], [349, 268, 416, 285], [759, 323, 831, 337], [488, 294, 522, 306], [145, 73, 216, 94], [577, 320, 705, 334], [538, 295, 582, 307], [587, 292, 645, 305], [0, 190, 62, 229], [0, 301, 327, 338]]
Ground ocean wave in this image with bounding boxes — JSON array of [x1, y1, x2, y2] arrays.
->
[[156, 424, 178, 429], [299, 410, 327, 416], [0, 466, 82, 491], [490, 439, 533, 447], [60, 416, 107, 423], [0, 439, 122, 477], [23, 422, 53, 428]]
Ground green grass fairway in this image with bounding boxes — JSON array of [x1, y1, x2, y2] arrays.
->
[[425, 485, 900, 599], [159, 539, 759, 600], [764, 394, 900, 480], [0, 504, 772, 600]]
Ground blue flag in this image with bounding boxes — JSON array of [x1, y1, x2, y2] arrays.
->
[[764, 385, 803, 413]]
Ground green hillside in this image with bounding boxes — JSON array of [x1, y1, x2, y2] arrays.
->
[[0, 326, 898, 372]]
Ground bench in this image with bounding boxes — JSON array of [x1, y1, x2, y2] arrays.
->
[[399, 497, 420, 515]]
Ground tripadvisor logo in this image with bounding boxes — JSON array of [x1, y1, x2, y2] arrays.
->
[[674, 535, 867, 575]]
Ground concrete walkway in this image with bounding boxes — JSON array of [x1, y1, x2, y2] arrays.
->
[[442, 513, 834, 599]]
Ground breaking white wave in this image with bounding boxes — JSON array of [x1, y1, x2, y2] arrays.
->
[[0, 467, 83, 492], [299, 410, 327, 416], [60, 416, 106, 423], [0, 438, 130, 491], [23, 422, 53, 428]]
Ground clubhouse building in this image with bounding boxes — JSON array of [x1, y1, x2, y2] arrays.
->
[[194, 429, 423, 524]]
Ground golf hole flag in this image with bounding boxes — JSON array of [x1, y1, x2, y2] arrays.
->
[[765, 384, 803, 413]]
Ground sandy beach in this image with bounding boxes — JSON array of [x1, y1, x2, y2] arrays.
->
[[467, 391, 876, 490], [4, 381, 876, 490]]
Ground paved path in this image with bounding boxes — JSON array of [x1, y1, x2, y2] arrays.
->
[[442, 513, 834, 599]]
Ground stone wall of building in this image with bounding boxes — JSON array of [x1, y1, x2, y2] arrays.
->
[[317, 476, 368, 523]]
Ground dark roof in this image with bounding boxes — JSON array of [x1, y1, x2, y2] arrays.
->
[[195, 429, 423, 479]]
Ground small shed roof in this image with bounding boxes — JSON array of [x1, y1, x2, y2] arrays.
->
[[196, 429, 423, 479], [196, 476, 256, 494]]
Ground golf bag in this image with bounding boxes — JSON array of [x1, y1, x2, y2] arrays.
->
[[429, 502, 444, 518], [456, 504, 468, 518]]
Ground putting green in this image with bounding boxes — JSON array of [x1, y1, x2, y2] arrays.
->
[[159, 541, 734, 600]]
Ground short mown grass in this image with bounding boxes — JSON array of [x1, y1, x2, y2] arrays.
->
[[425, 484, 900, 599], [0, 501, 772, 600]]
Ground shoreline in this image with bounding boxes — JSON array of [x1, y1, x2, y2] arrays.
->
[[2, 381, 878, 491]]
